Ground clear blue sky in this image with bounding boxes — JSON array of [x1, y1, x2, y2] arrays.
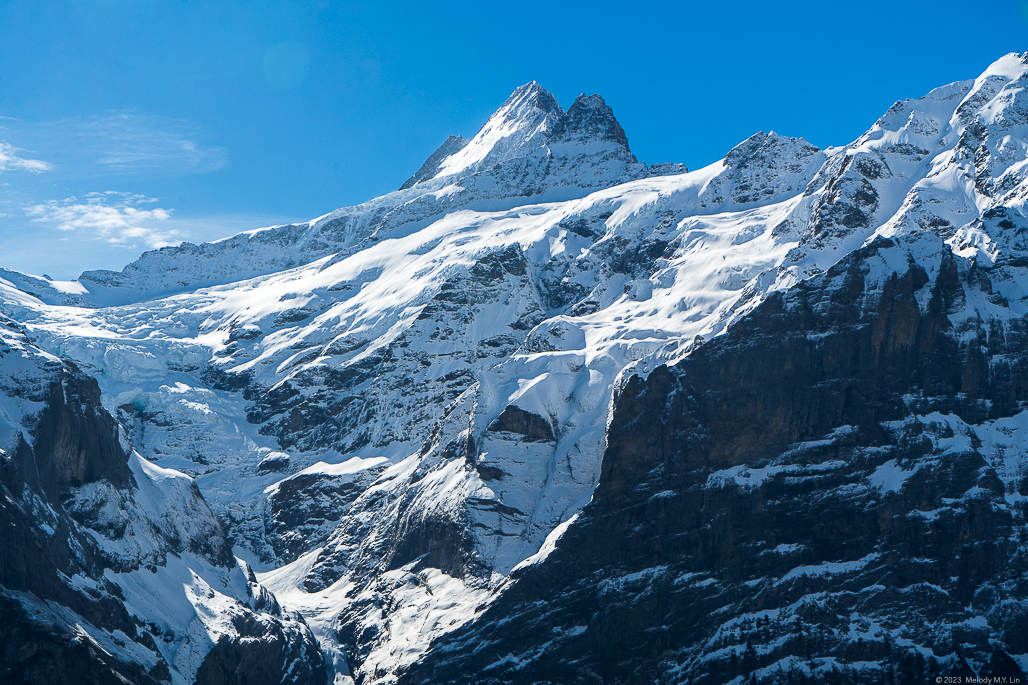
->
[[0, 0, 1025, 279]]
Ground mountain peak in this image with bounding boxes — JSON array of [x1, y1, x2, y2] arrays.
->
[[503, 81, 563, 117], [402, 83, 640, 189], [550, 93, 632, 152], [425, 81, 565, 180]]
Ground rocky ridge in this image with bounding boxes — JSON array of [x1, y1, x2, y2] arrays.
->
[[64, 83, 657, 308]]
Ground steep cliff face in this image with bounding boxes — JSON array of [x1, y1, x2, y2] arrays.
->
[[400, 235, 1028, 684], [0, 322, 327, 685], [0, 329, 163, 685]]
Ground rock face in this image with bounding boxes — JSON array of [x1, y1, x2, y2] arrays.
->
[[399, 134, 469, 190], [0, 321, 327, 685], [400, 236, 1028, 683], [4, 55, 1028, 684]]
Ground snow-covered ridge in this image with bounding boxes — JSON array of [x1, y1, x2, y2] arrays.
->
[[432, 81, 565, 179], [41, 82, 655, 308]]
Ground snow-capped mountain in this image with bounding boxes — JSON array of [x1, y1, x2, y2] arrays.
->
[[49, 82, 664, 309], [3, 55, 1028, 684]]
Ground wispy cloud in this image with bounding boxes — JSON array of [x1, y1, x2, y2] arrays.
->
[[81, 114, 227, 173], [0, 113, 226, 176], [0, 141, 51, 174], [25, 192, 182, 249]]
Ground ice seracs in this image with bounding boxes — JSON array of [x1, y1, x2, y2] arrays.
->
[[0, 319, 328, 684]]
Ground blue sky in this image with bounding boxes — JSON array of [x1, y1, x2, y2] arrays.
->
[[1, 0, 1025, 279]]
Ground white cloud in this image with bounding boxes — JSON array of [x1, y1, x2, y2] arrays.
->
[[25, 192, 182, 249], [0, 141, 51, 174], [83, 114, 227, 173], [0, 113, 225, 176]]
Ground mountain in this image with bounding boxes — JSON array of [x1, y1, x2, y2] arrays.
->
[[56, 82, 663, 309], [1, 57, 1028, 684]]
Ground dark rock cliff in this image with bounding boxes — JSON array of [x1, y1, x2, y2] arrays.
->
[[194, 608, 327, 685], [550, 94, 634, 152], [0, 358, 167, 684], [0, 335, 328, 685], [398, 236, 1028, 684]]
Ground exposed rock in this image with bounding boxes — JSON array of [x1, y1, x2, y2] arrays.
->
[[400, 237, 1028, 684], [399, 134, 470, 190], [550, 93, 633, 151], [0, 326, 327, 684], [6, 55, 1028, 685], [194, 610, 327, 685], [266, 463, 385, 562], [487, 405, 555, 442]]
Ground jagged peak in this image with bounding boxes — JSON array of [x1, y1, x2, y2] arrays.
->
[[502, 81, 563, 115], [550, 93, 632, 152], [485, 81, 565, 134], [723, 131, 817, 170], [409, 81, 641, 185], [428, 82, 565, 180], [572, 93, 605, 107], [399, 134, 469, 190]]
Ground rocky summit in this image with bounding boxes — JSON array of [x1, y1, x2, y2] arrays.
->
[[2, 55, 1028, 685]]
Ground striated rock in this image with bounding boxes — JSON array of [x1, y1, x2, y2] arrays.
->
[[401, 234, 1028, 684]]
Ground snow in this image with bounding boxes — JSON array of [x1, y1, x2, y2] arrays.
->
[[779, 554, 879, 583], [767, 543, 805, 555], [510, 513, 580, 574], [0, 324, 319, 684], [267, 456, 387, 489], [259, 548, 491, 685], [867, 459, 918, 494], [434, 86, 551, 178]]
